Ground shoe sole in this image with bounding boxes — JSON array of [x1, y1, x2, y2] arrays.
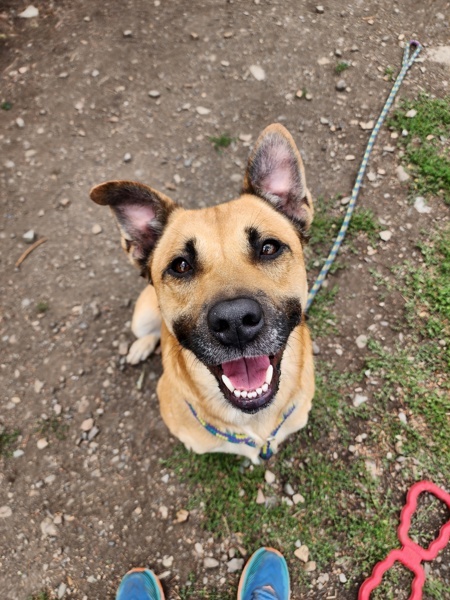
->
[[120, 568, 166, 600]]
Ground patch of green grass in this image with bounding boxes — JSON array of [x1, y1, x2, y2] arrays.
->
[[27, 593, 50, 600], [347, 208, 380, 241], [1, 100, 12, 110], [36, 301, 49, 313], [389, 94, 450, 204], [307, 286, 338, 338], [0, 427, 20, 457], [384, 66, 394, 81], [335, 61, 349, 74], [37, 416, 68, 441], [209, 133, 235, 151]]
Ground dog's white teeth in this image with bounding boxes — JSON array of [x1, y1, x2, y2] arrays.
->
[[265, 364, 273, 385], [262, 383, 269, 392], [241, 390, 248, 398], [222, 374, 235, 393], [234, 390, 241, 398], [256, 387, 262, 396], [250, 391, 257, 399]]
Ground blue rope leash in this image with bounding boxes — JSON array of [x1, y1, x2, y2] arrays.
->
[[306, 40, 422, 312]]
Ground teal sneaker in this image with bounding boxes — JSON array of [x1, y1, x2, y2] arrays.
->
[[237, 547, 290, 600], [115, 568, 165, 600]]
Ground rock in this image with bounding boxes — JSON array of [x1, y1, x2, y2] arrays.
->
[[353, 394, 368, 407], [223, 31, 234, 38], [264, 470, 276, 484], [118, 341, 129, 356], [16, 117, 25, 128], [345, 154, 355, 161], [399, 411, 407, 424], [88, 426, 99, 441], [305, 93, 313, 101], [40, 517, 58, 537], [396, 165, 410, 182], [227, 558, 244, 573], [359, 120, 374, 130], [159, 505, 168, 519], [293, 493, 305, 505], [13, 449, 24, 458], [304, 561, 316, 572], [341, 196, 351, 206], [91, 69, 100, 77], [405, 109, 417, 118], [316, 5, 324, 13], [92, 224, 102, 235], [317, 57, 330, 66], [87, 576, 97, 583], [284, 483, 295, 496], [256, 489, 266, 504], [379, 230, 392, 242], [204, 557, 219, 569], [336, 79, 347, 91], [57, 583, 67, 599], [0, 506, 12, 518], [194, 542, 204, 556], [414, 196, 431, 214], [23, 230, 36, 244], [249, 65, 266, 81], [37, 438, 48, 450], [367, 171, 377, 182], [294, 545, 309, 562], [81, 418, 94, 432], [162, 556, 173, 568], [355, 335, 368, 349], [196, 106, 211, 115], [239, 133, 252, 143], [59, 198, 70, 207], [339, 573, 348, 583], [19, 5, 39, 18], [123, 30, 133, 37], [175, 509, 189, 523], [312, 341, 320, 355], [148, 90, 161, 98], [123, 152, 132, 163]]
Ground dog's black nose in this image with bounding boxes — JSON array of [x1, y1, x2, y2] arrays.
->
[[208, 297, 264, 346]]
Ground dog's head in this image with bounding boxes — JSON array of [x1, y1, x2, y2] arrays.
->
[[90, 124, 313, 413]]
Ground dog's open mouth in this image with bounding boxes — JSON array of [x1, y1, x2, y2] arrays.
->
[[208, 351, 283, 412]]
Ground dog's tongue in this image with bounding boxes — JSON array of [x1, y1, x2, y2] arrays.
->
[[222, 356, 270, 390]]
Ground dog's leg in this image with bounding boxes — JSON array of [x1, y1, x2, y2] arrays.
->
[[127, 285, 162, 364]]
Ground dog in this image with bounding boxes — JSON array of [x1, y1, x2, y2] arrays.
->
[[90, 124, 315, 463]]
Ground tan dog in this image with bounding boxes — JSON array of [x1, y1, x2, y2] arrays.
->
[[90, 124, 314, 463]]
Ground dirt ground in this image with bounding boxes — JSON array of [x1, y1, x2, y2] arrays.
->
[[1, 1, 449, 599]]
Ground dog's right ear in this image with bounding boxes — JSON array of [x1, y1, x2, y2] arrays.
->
[[90, 180, 176, 276]]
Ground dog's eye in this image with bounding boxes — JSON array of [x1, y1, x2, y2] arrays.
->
[[260, 239, 281, 258], [170, 257, 192, 275]]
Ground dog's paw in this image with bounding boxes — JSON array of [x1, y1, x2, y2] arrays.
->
[[126, 334, 159, 365]]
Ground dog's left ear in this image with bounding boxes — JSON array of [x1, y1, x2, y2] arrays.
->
[[243, 123, 313, 232]]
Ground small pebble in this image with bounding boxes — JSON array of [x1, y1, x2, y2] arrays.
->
[[196, 106, 211, 115], [304, 561, 316, 572], [123, 152, 132, 163], [256, 489, 266, 504], [353, 394, 368, 407], [316, 5, 324, 13], [23, 230, 36, 244], [92, 224, 102, 235], [414, 196, 431, 214], [227, 558, 244, 573], [284, 483, 295, 496], [396, 165, 410, 182], [16, 117, 25, 128], [148, 90, 161, 98], [19, 5, 39, 18], [405, 109, 417, 118], [0, 506, 12, 518], [123, 30, 133, 37], [293, 493, 305, 505], [379, 230, 392, 242], [264, 470, 276, 484], [294, 545, 309, 562], [249, 65, 266, 81], [339, 573, 348, 583], [336, 79, 347, 91], [81, 418, 94, 432], [356, 335, 368, 349], [175, 509, 189, 523], [37, 438, 48, 450], [204, 557, 219, 569]]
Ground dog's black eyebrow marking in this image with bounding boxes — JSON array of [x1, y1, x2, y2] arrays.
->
[[183, 238, 198, 269], [246, 226, 261, 253]]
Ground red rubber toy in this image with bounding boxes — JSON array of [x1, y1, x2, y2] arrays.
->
[[358, 480, 450, 600]]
